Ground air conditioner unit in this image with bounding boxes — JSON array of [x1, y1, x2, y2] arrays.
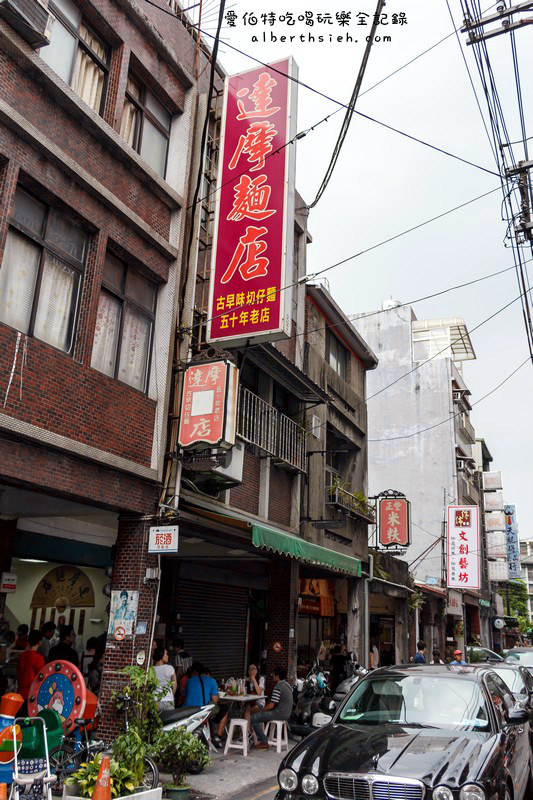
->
[[311, 415, 321, 439], [456, 459, 466, 471], [212, 440, 244, 484], [0, 0, 52, 47]]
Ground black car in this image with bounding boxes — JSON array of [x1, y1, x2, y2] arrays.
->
[[276, 664, 532, 800], [484, 663, 533, 731]]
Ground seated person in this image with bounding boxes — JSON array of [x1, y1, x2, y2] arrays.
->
[[214, 663, 265, 747], [183, 662, 219, 708], [251, 666, 292, 750]]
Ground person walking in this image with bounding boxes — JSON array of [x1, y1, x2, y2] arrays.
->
[[430, 648, 444, 664], [38, 622, 56, 661], [413, 641, 427, 664], [17, 630, 45, 711], [330, 645, 348, 693], [153, 648, 177, 711], [251, 667, 293, 750], [450, 648, 467, 666], [48, 624, 79, 666]]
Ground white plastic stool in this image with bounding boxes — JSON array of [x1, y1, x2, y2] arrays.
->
[[266, 720, 289, 753], [224, 718, 249, 756]]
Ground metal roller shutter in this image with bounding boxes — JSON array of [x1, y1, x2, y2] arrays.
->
[[176, 580, 249, 680]]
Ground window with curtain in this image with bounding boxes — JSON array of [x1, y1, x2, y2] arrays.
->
[[119, 75, 171, 177], [40, 0, 108, 115], [0, 187, 87, 353], [91, 253, 157, 392]]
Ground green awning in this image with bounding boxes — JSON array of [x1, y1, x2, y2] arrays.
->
[[252, 525, 361, 577]]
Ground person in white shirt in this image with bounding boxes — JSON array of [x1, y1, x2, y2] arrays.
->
[[153, 648, 177, 710]]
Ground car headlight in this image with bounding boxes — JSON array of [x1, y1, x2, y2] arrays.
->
[[302, 774, 319, 795], [432, 788, 454, 800], [460, 786, 486, 800], [279, 768, 298, 791]]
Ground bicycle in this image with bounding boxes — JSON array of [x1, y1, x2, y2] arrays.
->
[[49, 696, 159, 792]]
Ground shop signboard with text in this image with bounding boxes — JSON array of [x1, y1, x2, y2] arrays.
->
[[447, 505, 480, 590], [504, 504, 521, 580], [377, 496, 410, 548], [148, 526, 179, 554], [178, 360, 239, 449], [207, 59, 297, 346]]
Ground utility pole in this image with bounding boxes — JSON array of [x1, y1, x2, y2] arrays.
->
[[461, 2, 533, 44]]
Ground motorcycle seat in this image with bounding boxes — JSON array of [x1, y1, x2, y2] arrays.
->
[[160, 707, 202, 724]]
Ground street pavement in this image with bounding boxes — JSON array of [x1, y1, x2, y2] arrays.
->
[[167, 745, 284, 800]]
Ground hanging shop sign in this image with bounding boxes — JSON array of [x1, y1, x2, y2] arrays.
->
[[484, 511, 506, 532], [31, 566, 95, 609], [178, 360, 239, 450], [504, 504, 521, 580], [488, 560, 509, 582], [0, 573, 17, 593], [482, 471, 502, 491], [108, 589, 139, 639], [207, 59, 298, 346], [148, 525, 179, 554], [484, 490, 504, 511], [446, 589, 463, 616], [486, 530, 507, 559], [377, 496, 410, 548], [447, 505, 480, 590]]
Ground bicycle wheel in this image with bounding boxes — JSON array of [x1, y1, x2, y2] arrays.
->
[[141, 756, 159, 790], [49, 743, 77, 792]]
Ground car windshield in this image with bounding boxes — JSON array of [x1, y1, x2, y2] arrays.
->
[[339, 675, 491, 731], [491, 668, 527, 694], [505, 651, 533, 667]]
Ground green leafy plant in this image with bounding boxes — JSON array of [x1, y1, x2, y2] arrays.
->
[[408, 590, 425, 617], [112, 730, 146, 788], [68, 755, 136, 798], [327, 478, 375, 520], [155, 728, 209, 789], [112, 666, 163, 744]]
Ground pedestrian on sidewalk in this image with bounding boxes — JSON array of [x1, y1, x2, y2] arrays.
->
[[413, 641, 427, 664], [38, 621, 56, 662], [251, 667, 292, 750], [17, 629, 45, 709], [153, 647, 177, 710], [450, 649, 467, 666]]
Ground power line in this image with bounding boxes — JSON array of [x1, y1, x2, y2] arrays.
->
[[368, 353, 530, 442], [308, 0, 385, 208], [143, 0, 500, 180]]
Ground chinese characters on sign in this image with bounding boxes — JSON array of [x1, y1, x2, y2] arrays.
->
[[377, 496, 410, 548], [504, 504, 521, 580], [447, 505, 480, 590], [178, 360, 239, 449], [207, 60, 297, 345], [225, 10, 408, 27], [148, 526, 179, 555]]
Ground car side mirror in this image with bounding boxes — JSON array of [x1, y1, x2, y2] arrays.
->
[[506, 705, 529, 724], [320, 697, 336, 714]]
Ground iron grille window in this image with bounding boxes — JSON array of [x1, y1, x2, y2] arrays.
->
[[120, 75, 171, 177], [0, 186, 87, 353], [91, 252, 157, 392], [40, 0, 108, 115]]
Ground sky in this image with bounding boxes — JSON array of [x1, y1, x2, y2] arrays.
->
[[196, 0, 533, 539]]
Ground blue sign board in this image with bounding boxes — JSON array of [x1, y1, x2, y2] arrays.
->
[[504, 504, 521, 580]]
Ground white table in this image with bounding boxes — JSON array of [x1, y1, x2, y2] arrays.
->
[[219, 694, 266, 703]]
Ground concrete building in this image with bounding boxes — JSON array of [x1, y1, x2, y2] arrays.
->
[[355, 303, 490, 657], [0, 0, 218, 735], [520, 540, 533, 622]]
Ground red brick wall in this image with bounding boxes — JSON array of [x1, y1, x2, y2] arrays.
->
[[229, 451, 260, 516], [99, 517, 159, 740], [0, 435, 158, 514], [268, 465, 292, 527], [265, 556, 299, 686]]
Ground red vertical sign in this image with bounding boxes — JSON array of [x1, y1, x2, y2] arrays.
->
[[378, 497, 410, 547], [207, 59, 297, 345], [178, 360, 238, 449]]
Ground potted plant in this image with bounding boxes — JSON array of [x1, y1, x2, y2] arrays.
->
[[66, 754, 138, 799], [155, 727, 209, 799]]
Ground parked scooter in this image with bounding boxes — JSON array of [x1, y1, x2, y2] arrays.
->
[[289, 662, 329, 739], [159, 704, 216, 770], [311, 662, 368, 729]]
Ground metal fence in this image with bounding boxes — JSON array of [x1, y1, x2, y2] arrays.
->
[[237, 387, 306, 472]]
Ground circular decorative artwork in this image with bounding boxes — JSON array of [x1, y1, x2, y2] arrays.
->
[[27, 661, 86, 731]]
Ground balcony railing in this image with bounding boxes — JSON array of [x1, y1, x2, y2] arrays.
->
[[458, 412, 476, 444], [325, 486, 375, 524], [237, 387, 306, 473]]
